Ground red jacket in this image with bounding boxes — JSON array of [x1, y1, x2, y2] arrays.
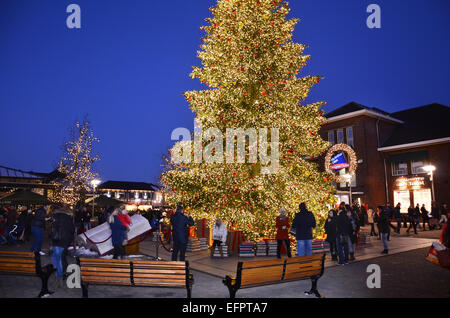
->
[[276, 216, 290, 240], [117, 214, 131, 228]]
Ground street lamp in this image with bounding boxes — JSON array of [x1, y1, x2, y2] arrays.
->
[[91, 179, 101, 218], [423, 165, 436, 202], [343, 174, 353, 205]]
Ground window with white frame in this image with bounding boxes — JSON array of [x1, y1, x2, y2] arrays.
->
[[411, 160, 426, 174], [392, 162, 408, 176], [337, 129, 344, 144], [328, 131, 335, 145], [346, 127, 354, 147]]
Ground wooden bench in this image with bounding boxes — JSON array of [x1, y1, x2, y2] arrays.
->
[[223, 254, 326, 298], [76, 258, 194, 298], [0, 251, 55, 298]]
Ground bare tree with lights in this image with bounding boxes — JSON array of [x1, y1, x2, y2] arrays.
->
[[51, 117, 100, 207]]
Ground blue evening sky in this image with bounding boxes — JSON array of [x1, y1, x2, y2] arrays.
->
[[0, 0, 449, 184]]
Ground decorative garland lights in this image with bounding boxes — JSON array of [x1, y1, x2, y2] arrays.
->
[[324, 144, 358, 183]]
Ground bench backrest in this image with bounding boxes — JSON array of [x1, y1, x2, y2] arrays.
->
[[78, 258, 189, 288], [238, 254, 325, 288], [0, 251, 37, 276]]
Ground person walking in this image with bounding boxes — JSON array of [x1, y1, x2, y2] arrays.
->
[[275, 208, 292, 259], [406, 204, 418, 235], [431, 202, 440, 230], [211, 218, 228, 258], [394, 203, 402, 234], [109, 208, 129, 260], [50, 205, 75, 287], [439, 204, 448, 230], [378, 206, 390, 254], [292, 202, 316, 257], [5, 207, 19, 246], [421, 204, 432, 231], [30, 205, 50, 255], [415, 204, 422, 230], [348, 209, 359, 261], [367, 207, 377, 236], [336, 203, 351, 265], [324, 210, 338, 261], [81, 206, 92, 232], [170, 205, 195, 261]]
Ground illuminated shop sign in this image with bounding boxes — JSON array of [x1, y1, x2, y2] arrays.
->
[[395, 177, 426, 190]]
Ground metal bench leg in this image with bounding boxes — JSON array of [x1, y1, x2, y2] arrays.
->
[[81, 282, 89, 298], [305, 277, 322, 298], [38, 264, 55, 298]]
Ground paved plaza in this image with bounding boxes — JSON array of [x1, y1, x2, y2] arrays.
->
[[1, 226, 449, 298]]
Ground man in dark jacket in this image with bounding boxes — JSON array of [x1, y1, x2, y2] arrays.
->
[[378, 207, 390, 254], [109, 210, 128, 260], [170, 205, 194, 261], [292, 202, 316, 257], [336, 203, 351, 265], [421, 204, 432, 231], [31, 205, 50, 254], [324, 210, 338, 261], [394, 203, 402, 234], [50, 205, 75, 287], [407, 204, 418, 235]]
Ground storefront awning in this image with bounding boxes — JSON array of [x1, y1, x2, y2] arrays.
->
[[387, 150, 428, 163]]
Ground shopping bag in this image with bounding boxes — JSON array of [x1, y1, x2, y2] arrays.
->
[[426, 242, 446, 265]]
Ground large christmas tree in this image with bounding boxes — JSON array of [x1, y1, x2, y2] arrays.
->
[[161, 0, 336, 241]]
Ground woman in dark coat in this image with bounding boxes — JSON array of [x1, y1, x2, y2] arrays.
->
[[378, 207, 390, 254], [324, 210, 338, 261], [50, 206, 75, 285]]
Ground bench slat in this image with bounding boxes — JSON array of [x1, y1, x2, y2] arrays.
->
[[0, 258, 36, 264], [241, 259, 285, 269], [286, 255, 324, 263], [0, 251, 35, 257], [81, 267, 131, 273], [0, 263, 36, 269], [284, 269, 322, 280], [133, 269, 186, 275], [133, 273, 185, 280], [133, 279, 186, 286]]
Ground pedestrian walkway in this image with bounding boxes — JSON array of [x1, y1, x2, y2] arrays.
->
[[139, 227, 437, 278]]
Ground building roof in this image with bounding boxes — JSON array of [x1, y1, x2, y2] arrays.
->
[[97, 181, 159, 192], [324, 102, 403, 124], [381, 103, 450, 149], [324, 102, 391, 118]]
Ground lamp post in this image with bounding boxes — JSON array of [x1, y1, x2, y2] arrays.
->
[[423, 165, 436, 203], [91, 179, 101, 219], [343, 174, 353, 205]]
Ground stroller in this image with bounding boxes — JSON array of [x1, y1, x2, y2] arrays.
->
[[6, 223, 25, 244]]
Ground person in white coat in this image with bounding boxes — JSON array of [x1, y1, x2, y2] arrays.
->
[[211, 218, 227, 258]]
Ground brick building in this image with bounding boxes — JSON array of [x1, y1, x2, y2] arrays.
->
[[319, 102, 450, 213]]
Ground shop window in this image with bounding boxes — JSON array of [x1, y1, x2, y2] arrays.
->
[[339, 170, 356, 188], [328, 131, 335, 145], [392, 162, 408, 176], [346, 127, 354, 148], [337, 129, 344, 144], [411, 160, 426, 174]]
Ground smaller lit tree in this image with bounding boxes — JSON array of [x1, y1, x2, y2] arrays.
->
[[51, 117, 100, 206]]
